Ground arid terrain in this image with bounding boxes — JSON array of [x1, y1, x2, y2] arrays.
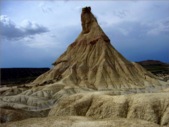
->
[[0, 7, 169, 127]]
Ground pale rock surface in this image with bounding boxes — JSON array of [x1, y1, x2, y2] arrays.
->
[[49, 92, 169, 126]]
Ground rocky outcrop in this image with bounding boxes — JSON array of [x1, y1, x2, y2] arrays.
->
[[33, 7, 160, 90], [49, 92, 169, 126]]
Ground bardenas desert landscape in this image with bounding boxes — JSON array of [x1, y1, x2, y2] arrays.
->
[[1, 7, 169, 127]]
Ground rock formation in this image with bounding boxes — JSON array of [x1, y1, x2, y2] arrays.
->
[[33, 7, 159, 90], [1, 7, 169, 127], [49, 92, 169, 126]]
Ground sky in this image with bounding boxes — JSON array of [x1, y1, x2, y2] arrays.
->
[[0, 0, 169, 68]]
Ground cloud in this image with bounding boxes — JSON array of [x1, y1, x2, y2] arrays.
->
[[0, 15, 49, 40], [147, 17, 169, 35], [112, 10, 129, 19], [20, 20, 49, 35], [38, 2, 53, 14]]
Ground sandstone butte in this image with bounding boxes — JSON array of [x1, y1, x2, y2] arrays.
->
[[1, 7, 169, 127]]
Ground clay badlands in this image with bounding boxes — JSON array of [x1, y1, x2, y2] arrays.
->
[[1, 7, 169, 127]]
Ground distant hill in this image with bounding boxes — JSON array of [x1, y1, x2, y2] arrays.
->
[[1, 68, 49, 86], [1, 60, 169, 86], [137, 60, 168, 66], [137, 60, 169, 75]]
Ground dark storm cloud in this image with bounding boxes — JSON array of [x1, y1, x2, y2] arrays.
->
[[0, 15, 49, 40]]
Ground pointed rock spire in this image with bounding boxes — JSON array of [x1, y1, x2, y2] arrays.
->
[[73, 6, 110, 47], [81, 6, 97, 33], [33, 7, 160, 89]]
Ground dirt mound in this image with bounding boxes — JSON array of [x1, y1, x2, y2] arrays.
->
[[33, 7, 160, 90], [49, 92, 169, 126]]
